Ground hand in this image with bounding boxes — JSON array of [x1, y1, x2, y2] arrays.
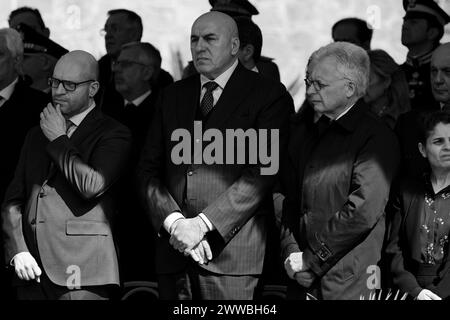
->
[[185, 238, 213, 265], [169, 217, 208, 253], [417, 289, 442, 300], [295, 271, 316, 288], [40, 103, 67, 141], [284, 252, 306, 279], [12, 252, 42, 282]]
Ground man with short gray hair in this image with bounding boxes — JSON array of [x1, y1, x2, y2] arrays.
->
[[280, 42, 400, 300]]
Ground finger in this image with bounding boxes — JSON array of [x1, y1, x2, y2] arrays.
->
[[196, 242, 205, 264], [55, 104, 62, 115], [25, 265, 36, 280], [430, 293, 442, 300], [32, 263, 42, 278], [202, 240, 212, 261], [20, 269, 30, 281], [189, 250, 200, 263]]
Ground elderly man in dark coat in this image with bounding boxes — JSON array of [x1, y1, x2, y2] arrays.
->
[[279, 42, 400, 300]]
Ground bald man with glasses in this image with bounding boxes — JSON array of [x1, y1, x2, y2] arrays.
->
[[1, 50, 132, 300]]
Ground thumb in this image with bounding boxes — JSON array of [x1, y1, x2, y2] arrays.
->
[[55, 104, 63, 116], [203, 240, 212, 261]]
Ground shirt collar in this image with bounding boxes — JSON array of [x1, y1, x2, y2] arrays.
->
[[335, 102, 357, 121], [124, 89, 152, 107], [0, 77, 19, 101], [200, 59, 239, 90], [68, 101, 96, 127]]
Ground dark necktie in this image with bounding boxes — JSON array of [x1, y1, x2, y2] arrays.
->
[[200, 81, 219, 116]]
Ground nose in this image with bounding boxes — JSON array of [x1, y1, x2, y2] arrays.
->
[[54, 82, 66, 95], [434, 70, 444, 83], [194, 38, 206, 53], [306, 83, 317, 96]]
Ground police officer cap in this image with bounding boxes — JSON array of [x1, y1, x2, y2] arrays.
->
[[15, 23, 68, 59], [403, 0, 450, 26], [209, 0, 259, 17]]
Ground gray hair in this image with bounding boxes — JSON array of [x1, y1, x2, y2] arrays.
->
[[308, 41, 370, 97], [0, 28, 24, 59]]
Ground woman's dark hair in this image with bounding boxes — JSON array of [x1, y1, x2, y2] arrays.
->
[[419, 111, 450, 144]]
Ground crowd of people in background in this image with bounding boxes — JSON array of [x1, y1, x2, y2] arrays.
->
[[0, 0, 450, 301]]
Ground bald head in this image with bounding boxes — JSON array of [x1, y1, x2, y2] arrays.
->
[[52, 50, 100, 118], [431, 43, 450, 105], [56, 50, 99, 81], [190, 12, 240, 79]]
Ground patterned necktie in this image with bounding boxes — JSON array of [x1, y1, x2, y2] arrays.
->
[[66, 120, 76, 138], [200, 81, 219, 116]]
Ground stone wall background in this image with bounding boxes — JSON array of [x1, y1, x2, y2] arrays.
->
[[2, 0, 450, 108]]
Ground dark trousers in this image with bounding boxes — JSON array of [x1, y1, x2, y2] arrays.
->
[[14, 272, 114, 300], [158, 262, 259, 300]]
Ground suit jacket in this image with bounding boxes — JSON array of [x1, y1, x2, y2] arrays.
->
[[1, 107, 132, 286], [280, 101, 400, 300], [138, 63, 293, 276], [385, 178, 450, 299], [0, 80, 49, 202]]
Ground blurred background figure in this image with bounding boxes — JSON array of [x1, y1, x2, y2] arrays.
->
[[8, 7, 68, 93], [332, 17, 373, 50], [400, 0, 450, 110], [111, 42, 162, 284], [183, 0, 280, 81], [234, 17, 262, 73], [365, 49, 411, 128], [386, 111, 450, 301], [14, 23, 67, 93], [0, 27, 49, 301], [396, 42, 450, 180], [97, 9, 172, 112], [8, 6, 50, 37]]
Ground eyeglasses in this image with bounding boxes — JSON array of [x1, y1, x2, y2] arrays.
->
[[304, 77, 352, 91], [48, 77, 95, 92], [112, 60, 151, 69]]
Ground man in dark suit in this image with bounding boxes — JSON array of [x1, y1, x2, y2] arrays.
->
[[97, 9, 173, 111], [138, 11, 293, 300], [280, 42, 399, 300], [400, 0, 450, 110], [0, 28, 49, 300], [1, 50, 132, 300], [111, 41, 161, 282]]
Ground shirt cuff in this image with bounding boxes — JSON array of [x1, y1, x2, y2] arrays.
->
[[163, 211, 185, 234], [198, 213, 215, 231]]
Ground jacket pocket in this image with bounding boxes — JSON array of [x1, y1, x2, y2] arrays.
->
[[65, 220, 110, 236]]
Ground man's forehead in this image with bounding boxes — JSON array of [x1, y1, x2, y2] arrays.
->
[[432, 47, 450, 65], [191, 20, 223, 35]]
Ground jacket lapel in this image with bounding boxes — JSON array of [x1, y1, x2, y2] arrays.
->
[[176, 75, 200, 136], [204, 63, 253, 130]]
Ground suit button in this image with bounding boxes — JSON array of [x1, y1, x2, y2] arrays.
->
[[195, 139, 201, 143], [30, 219, 36, 225], [188, 171, 194, 176]]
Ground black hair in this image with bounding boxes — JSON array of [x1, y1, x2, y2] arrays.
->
[[234, 17, 263, 63], [332, 18, 373, 46], [419, 111, 450, 144], [107, 9, 143, 40]]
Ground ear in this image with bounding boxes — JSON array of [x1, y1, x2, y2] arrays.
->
[[241, 44, 254, 62], [13, 55, 23, 75], [344, 80, 357, 98], [231, 37, 240, 56], [88, 81, 100, 98], [142, 66, 154, 82], [418, 142, 427, 158]]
